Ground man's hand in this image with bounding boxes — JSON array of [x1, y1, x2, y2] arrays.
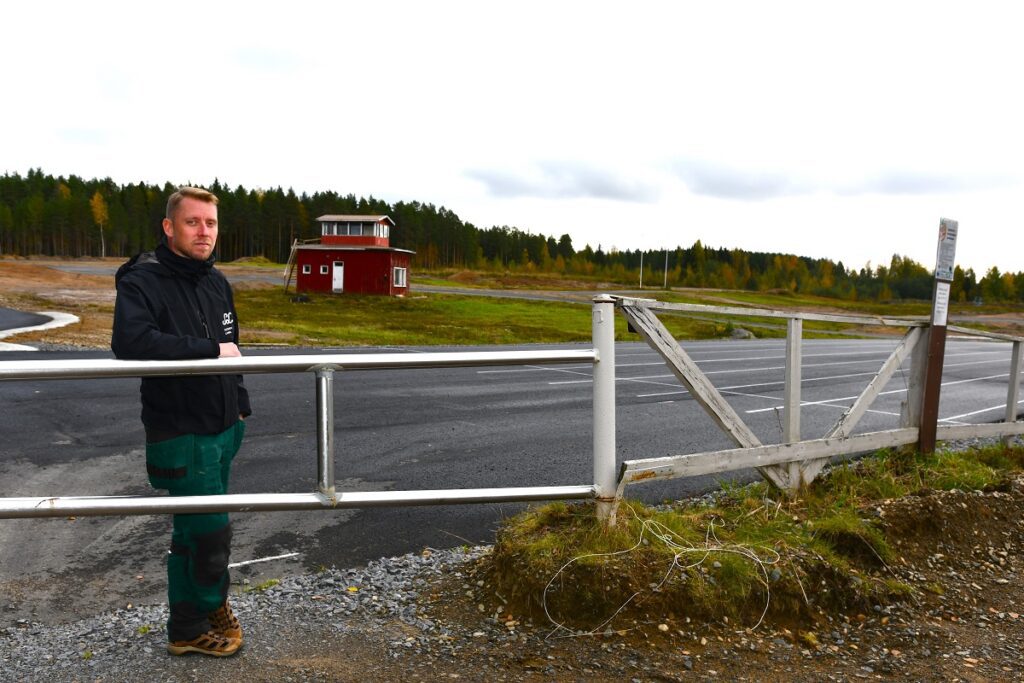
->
[[219, 342, 242, 357]]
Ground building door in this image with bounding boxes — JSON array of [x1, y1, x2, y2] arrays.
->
[[332, 261, 344, 292]]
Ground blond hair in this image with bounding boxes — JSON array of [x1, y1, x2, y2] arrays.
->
[[166, 186, 219, 221]]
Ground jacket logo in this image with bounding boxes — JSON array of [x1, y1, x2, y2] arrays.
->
[[222, 311, 235, 337], [222, 312, 234, 327]]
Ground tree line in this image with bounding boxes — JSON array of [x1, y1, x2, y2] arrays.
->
[[1, 169, 1022, 304]]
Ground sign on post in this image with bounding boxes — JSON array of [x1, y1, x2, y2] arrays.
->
[[919, 218, 958, 453], [934, 221, 958, 282]]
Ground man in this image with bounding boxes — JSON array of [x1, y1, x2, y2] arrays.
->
[[112, 186, 251, 657]]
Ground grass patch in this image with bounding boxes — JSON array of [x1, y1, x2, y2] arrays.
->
[[243, 578, 281, 593], [235, 289, 756, 346], [490, 443, 1024, 631]]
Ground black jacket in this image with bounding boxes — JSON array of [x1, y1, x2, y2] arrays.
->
[[112, 244, 251, 437]]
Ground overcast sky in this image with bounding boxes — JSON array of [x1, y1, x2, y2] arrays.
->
[[3, 1, 1022, 273]]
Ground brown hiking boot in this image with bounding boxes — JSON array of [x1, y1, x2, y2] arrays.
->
[[167, 629, 241, 657], [208, 601, 243, 641]]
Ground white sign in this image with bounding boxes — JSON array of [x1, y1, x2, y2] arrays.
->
[[933, 281, 951, 326], [934, 218, 958, 281]]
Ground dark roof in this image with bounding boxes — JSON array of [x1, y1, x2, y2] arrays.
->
[[316, 215, 395, 226], [296, 244, 415, 255]]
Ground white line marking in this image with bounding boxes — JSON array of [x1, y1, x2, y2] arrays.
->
[[0, 311, 80, 339], [479, 361, 660, 374], [228, 552, 300, 568], [0, 311, 81, 352], [0, 342, 37, 352], [941, 373, 1010, 387], [744, 373, 1012, 414], [720, 389, 784, 402], [633, 370, 885, 399], [940, 398, 1024, 423]]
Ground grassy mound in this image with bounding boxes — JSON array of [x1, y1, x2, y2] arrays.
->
[[489, 443, 1024, 634], [230, 255, 278, 266]]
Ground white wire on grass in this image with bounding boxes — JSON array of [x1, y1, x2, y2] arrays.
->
[[542, 504, 781, 639]]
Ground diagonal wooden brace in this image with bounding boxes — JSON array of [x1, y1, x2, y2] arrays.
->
[[798, 326, 925, 486], [618, 302, 791, 490]]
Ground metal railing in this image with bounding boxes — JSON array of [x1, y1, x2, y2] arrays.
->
[[3, 294, 1019, 526], [0, 296, 620, 521]]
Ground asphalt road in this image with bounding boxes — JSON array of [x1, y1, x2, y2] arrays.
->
[[0, 307, 50, 331], [1, 335, 1021, 625]]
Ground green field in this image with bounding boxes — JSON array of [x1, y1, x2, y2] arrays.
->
[[232, 267, 1022, 347], [236, 290, 752, 347]]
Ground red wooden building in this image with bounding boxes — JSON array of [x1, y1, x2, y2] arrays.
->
[[284, 215, 414, 296]]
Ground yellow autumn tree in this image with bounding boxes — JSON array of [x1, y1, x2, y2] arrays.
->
[[90, 190, 109, 258]]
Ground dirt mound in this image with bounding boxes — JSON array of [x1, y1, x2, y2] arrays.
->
[[415, 477, 1024, 681]]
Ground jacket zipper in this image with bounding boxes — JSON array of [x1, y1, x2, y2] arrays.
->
[[197, 309, 211, 339]]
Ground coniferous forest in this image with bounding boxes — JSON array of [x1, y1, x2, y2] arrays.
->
[[2, 169, 1022, 304]]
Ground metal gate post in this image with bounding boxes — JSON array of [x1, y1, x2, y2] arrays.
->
[[315, 368, 336, 497], [783, 317, 802, 489], [592, 295, 618, 525]]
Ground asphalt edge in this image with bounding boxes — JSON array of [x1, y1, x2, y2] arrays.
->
[[0, 311, 80, 352]]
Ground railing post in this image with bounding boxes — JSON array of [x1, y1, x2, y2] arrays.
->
[[315, 368, 336, 497], [1006, 341, 1023, 446], [783, 317, 802, 489], [593, 295, 618, 526]]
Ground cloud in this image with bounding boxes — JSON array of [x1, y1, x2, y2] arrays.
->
[[672, 158, 1018, 200], [671, 159, 810, 201], [57, 128, 108, 145], [466, 162, 659, 202], [843, 171, 1016, 196], [232, 46, 302, 73]]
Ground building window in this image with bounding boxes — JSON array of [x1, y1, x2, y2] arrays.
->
[[320, 265, 329, 275], [393, 267, 407, 287], [302, 264, 311, 275]]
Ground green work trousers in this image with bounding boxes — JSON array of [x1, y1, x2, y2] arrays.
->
[[146, 420, 246, 641]]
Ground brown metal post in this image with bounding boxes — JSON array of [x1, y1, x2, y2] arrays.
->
[[918, 317, 947, 454], [918, 218, 958, 454]]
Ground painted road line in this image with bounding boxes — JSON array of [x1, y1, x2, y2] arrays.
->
[[631, 372, 880, 399], [486, 347, 998, 377], [939, 398, 1024, 423], [0, 342, 38, 352], [744, 373, 1012, 414], [0, 311, 80, 352], [228, 552, 300, 568], [479, 360, 663, 374]]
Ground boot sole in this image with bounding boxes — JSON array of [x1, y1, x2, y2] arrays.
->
[[167, 641, 241, 657]]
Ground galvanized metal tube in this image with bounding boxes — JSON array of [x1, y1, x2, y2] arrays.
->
[[0, 350, 598, 382], [316, 368, 335, 496], [0, 485, 596, 519], [0, 493, 334, 518], [592, 295, 618, 525], [784, 317, 803, 490]]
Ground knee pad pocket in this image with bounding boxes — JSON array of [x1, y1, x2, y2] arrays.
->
[[193, 524, 232, 587]]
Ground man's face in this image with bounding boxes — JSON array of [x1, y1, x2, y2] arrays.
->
[[163, 197, 218, 261]]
